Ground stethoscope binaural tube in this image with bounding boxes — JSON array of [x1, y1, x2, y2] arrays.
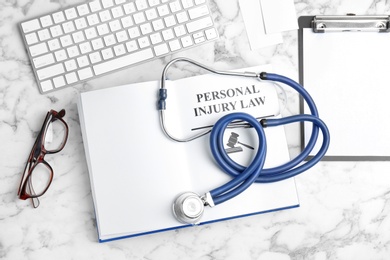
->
[[159, 58, 330, 225]]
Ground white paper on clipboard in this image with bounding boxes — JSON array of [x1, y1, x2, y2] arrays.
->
[[299, 16, 390, 160]]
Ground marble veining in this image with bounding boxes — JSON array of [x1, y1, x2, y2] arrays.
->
[[1, 0, 390, 259]]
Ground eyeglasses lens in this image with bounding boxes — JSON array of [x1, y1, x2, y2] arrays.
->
[[44, 119, 68, 152], [27, 162, 52, 197]]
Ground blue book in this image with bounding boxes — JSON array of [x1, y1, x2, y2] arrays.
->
[[77, 65, 299, 242]]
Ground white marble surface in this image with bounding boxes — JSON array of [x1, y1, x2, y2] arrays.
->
[[1, 0, 390, 259]]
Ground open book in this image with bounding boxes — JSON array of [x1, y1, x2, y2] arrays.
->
[[78, 65, 299, 242]]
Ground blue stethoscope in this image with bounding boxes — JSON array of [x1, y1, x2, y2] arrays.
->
[[158, 58, 330, 225]]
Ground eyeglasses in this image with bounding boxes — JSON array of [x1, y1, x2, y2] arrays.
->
[[18, 109, 69, 208]]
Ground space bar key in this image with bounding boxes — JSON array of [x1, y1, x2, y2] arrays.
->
[[93, 48, 154, 75]]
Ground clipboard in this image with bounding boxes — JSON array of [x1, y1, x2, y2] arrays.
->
[[298, 15, 390, 161]]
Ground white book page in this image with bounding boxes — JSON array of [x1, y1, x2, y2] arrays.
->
[[79, 81, 194, 240], [303, 29, 390, 157]]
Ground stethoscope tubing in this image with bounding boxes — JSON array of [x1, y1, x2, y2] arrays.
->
[[207, 73, 330, 205]]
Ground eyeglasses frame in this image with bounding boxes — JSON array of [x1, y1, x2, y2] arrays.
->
[[17, 109, 69, 208]]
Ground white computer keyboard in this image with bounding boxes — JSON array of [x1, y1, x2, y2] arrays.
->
[[20, 0, 219, 93]]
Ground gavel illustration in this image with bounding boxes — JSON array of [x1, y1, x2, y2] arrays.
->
[[225, 132, 255, 154]]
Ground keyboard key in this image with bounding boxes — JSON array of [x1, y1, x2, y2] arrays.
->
[[97, 23, 110, 35], [65, 72, 78, 84], [80, 41, 93, 54], [109, 20, 122, 32], [138, 36, 150, 48], [67, 46, 80, 58], [114, 44, 126, 56], [87, 13, 100, 26], [140, 23, 152, 35], [162, 28, 174, 40], [77, 4, 90, 16], [85, 27, 98, 39], [25, 32, 38, 45], [52, 11, 66, 24], [116, 30, 128, 42], [133, 12, 146, 24], [186, 16, 213, 33], [152, 19, 164, 31], [75, 17, 88, 29], [145, 8, 158, 20], [63, 21, 76, 34], [111, 6, 124, 18], [125, 40, 138, 52], [176, 11, 188, 23], [37, 63, 65, 80], [181, 35, 193, 47], [93, 48, 154, 75], [55, 49, 67, 61], [102, 0, 114, 8], [128, 27, 140, 38], [181, 0, 194, 8], [164, 15, 176, 27], [188, 5, 209, 19], [29, 42, 48, 57], [40, 15, 53, 27], [123, 2, 136, 14], [50, 25, 64, 37], [78, 67, 94, 80], [174, 24, 186, 36], [194, 35, 205, 44], [77, 55, 90, 67], [99, 10, 112, 22], [33, 53, 55, 69], [53, 75, 66, 88], [157, 5, 169, 16], [154, 43, 169, 56], [150, 32, 162, 44], [169, 1, 182, 12], [169, 39, 181, 51], [135, 0, 148, 11], [89, 1, 102, 12], [73, 31, 85, 43], [72, 31, 85, 43], [205, 28, 217, 39], [102, 47, 114, 60], [148, 0, 160, 7], [121, 16, 133, 28], [38, 29, 51, 41], [89, 52, 102, 64], [21, 19, 41, 33], [60, 35, 73, 47], [48, 38, 61, 51], [41, 80, 53, 92], [64, 59, 78, 71], [65, 8, 78, 20], [92, 38, 104, 50], [104, 34, 116, 46]]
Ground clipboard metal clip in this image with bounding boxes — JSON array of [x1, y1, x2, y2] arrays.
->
[[312, 15, 390, 33]]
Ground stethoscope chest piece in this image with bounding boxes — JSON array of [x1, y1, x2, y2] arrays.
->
[[173, 192, 204, 225]]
